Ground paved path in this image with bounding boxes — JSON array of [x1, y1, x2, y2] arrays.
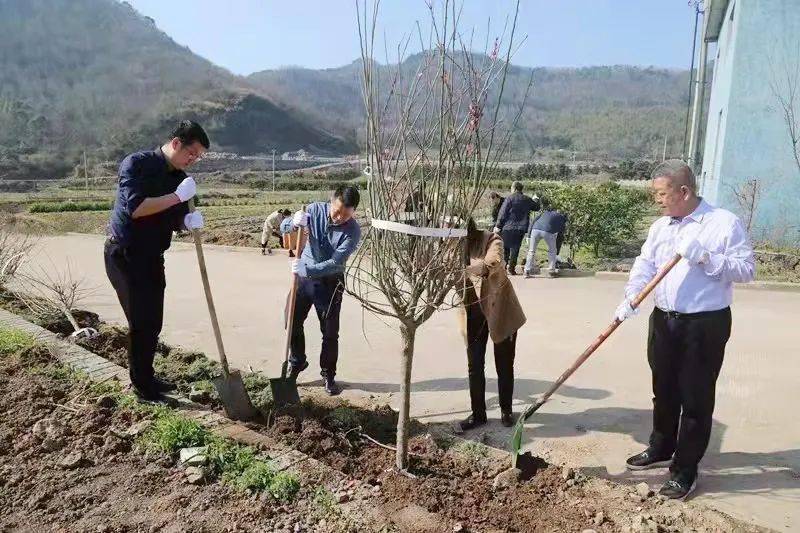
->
[[23, 234, 800, 531]]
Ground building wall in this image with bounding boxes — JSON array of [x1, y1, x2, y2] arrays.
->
[[700, 0, 800, 244]]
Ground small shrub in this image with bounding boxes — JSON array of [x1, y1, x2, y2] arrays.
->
[[269, 471, 301, 501], [312, 486, 336, 513], [233, 461, 276, 492]]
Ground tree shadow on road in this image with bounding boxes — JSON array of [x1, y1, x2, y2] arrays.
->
[[518, 405, 800, 500]]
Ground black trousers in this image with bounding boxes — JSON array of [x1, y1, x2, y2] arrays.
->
[[104, 240, 165, 394], [262, 230, 281, 251], [501, 229, 526, 269], [647, 307, 731, 476], [289, 274, 344, 378], [466, 303, 517, 415]]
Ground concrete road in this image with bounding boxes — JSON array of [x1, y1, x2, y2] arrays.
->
[[22, 234, 800, 531]]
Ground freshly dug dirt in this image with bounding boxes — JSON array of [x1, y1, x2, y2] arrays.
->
[[0, 308, 767, 532], [0, 343, 361, 532]]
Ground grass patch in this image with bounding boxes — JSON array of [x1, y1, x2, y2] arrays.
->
[[29, 200, 112, 213], [207, 437, 299, 499], [453, 440, 489, 461], [141, 411, 209, 454], [242, 372, 273, 413], [327, 405, 366, 431], [312, 486, 337, 514], [0, 327, 35, 356]]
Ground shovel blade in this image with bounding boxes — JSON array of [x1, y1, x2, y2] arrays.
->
[[211, 370, 259, 422], [510, 419, 525, 468], [269, 376, 300, 408]]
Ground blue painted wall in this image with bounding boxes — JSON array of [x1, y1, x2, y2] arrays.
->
[[700, 0, 800, 244]]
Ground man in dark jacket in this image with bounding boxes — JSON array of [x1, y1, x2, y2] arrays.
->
[[494, 181, 540, 275], [524, 198, 568, 276], [489, 191, 504, 227], [105, 120, 209, 402]]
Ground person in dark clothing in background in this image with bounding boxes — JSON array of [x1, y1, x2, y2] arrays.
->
[[524, 197, 568, 276], [493, 181, 540, 275], [489, 191, 504, 227], [104, 120, 209, 402]]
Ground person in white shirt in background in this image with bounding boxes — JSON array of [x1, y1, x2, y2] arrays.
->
[[261, 209, 291, 255], [615, 159, 755, 500]]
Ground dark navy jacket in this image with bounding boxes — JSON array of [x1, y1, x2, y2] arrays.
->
[[496, 192, 540, 232], [108, 148, 189, 256]]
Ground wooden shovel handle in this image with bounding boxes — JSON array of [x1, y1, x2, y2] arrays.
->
[[188, 198, 231, 377], [283, 226, 306, 371], [536, 253, 682, 407]]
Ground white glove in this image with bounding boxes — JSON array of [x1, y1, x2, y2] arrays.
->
[[614, 298, 639, 322], [493, 227, 501, 234], [184, 211, 204, 230], [292, 210, 309, 228], [532, 194, 540, 201], [174, 176, 197, 202], [676, 235, 710, 265], [291, 258, 307, 277]]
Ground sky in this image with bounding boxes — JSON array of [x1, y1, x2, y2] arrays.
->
[[126, 0, 700, 76]]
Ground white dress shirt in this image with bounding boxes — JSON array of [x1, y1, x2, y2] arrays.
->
[[625, 199, 755, 314]]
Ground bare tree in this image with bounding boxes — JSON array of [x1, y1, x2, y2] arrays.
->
[[347, 0, 526, 471], [728, 177, 762, 235], [13, 260, 96, 338], [768, 44, 800, 175], [0, 230, 35, 288]]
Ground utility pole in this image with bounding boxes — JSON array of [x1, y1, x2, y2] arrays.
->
[[271, 149, 276, 192], [687, 8, 709, 172], [83, 150, 89, 196]]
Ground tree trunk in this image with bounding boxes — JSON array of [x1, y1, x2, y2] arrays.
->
[[396, 321, 417, 470]]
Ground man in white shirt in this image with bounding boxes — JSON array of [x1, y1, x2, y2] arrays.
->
[[615, 160, 755, 500], [261, 209, 291, 255]]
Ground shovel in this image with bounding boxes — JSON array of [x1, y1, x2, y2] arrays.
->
[[188, 198, 259, 421], [510, 253, 683, 467], [270, 227, 305, 407]]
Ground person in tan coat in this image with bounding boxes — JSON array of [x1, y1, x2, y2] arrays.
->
[[458, 218, 527, 429]]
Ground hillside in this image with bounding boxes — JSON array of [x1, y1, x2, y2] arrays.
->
[[0, 0, 354, 180], [249, 57, 691, 159]]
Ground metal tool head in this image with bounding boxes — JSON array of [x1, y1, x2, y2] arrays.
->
[[211, 369, 260, 422]]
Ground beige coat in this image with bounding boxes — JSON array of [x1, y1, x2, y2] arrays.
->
[[458, 231, 526, 344]]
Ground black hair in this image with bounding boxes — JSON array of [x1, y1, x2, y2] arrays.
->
[[281, 209, 292, 216], [170, 120, 210, 149], [540, 196, 551, 209], [333, 185, 360, 209], [464, 217, 482, 265], [489, 191, 499, 199], [512, 181, 524, 192]]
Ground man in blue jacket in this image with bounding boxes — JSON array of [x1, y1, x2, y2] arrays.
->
[[285, 185, 361, 395], [524, 198, 568, 277]]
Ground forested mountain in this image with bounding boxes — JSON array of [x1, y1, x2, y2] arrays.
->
[[1, 0, 691, 181], [0, 0, 354, 179], [249, 58, 691, 160]]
